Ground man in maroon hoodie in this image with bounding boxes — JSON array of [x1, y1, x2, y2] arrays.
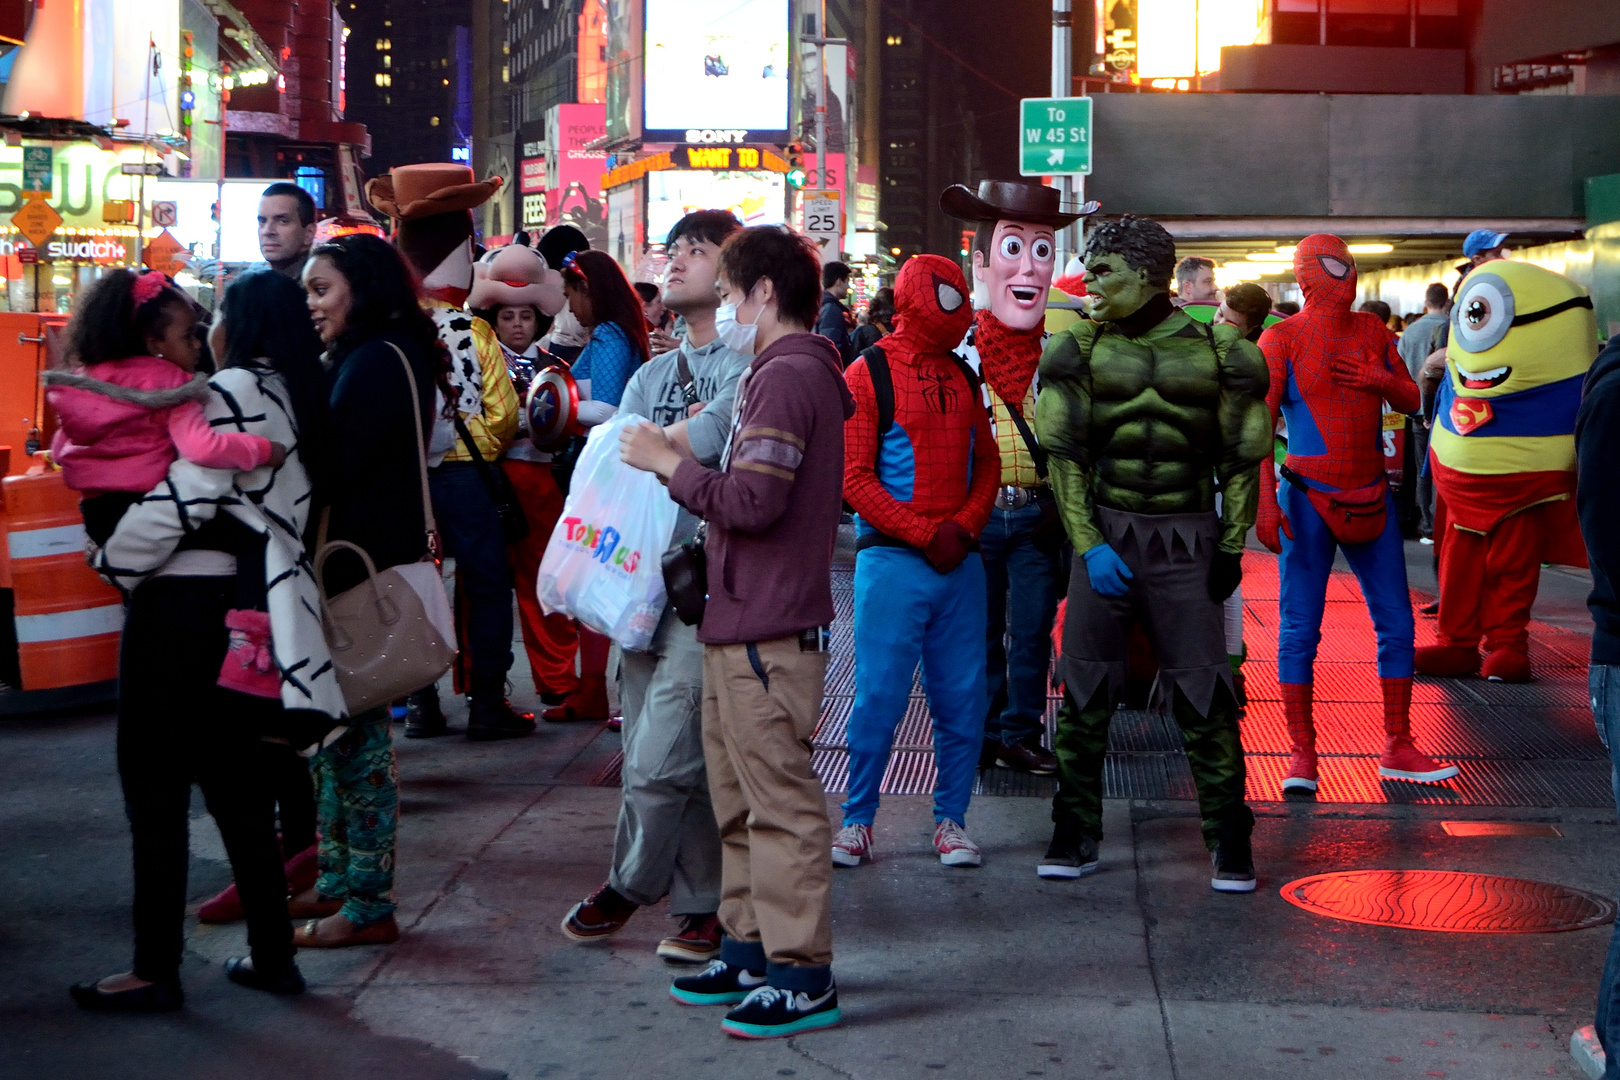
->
[[619, 225, 853, 1040]]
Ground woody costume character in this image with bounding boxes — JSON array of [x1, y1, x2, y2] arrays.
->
[[466, 241, 578, 702], [1037, 216, 1268, 890], [1415, 260, 1597, 683], [366, 163, 533, 740], [1255, 234, 1458, 793], [830, 254, 1001, 869], [943, 181, 1098, 777]]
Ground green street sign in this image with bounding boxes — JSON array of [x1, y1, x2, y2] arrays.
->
[[1019, 97, 1092, 177], [21, 145, 52, 196]]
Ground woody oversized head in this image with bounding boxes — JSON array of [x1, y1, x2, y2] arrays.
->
[[940, 180, 1098, 331], [366, 163, 503, 307]]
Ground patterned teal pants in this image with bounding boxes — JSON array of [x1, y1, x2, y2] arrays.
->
[[313, 707, 398, 926]]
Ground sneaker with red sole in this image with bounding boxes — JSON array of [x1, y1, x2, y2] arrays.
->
[[657, 913, 722, 963], [933, 819, 982, 867], [560, 882, 639, 942], [1378, 739, 1460, 784], [830, 823, 872, 868]]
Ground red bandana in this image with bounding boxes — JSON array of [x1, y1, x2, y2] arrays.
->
[[974, 310, 1044, 415]]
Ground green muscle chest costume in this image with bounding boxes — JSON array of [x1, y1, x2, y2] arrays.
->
[[1035, 312, 1272, 558], [1031, 221, 1271, 851]]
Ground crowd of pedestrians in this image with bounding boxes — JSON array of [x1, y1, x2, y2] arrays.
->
[[44, 176, 1618, 1048]]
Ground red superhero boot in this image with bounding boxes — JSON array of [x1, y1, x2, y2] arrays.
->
[[1376, 675, 1456, 783], [1281, 681, 1317, 793]]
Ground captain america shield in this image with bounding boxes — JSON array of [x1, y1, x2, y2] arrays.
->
[[527, 364, 580, 450]]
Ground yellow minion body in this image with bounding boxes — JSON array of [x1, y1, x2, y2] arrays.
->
[[1433, 260, 1597, 476]]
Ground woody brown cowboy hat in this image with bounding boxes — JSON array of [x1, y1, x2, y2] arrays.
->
[[940, 180, 1099, 227], [365, 163, 502, 220]]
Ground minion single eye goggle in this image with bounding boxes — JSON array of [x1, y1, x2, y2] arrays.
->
[[1450, 270, 1593, 354]]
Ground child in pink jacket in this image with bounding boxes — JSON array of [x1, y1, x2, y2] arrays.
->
[[45, 270, 285, 545]]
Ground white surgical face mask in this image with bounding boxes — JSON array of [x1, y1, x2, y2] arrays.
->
[[714, 300, 760, 356]]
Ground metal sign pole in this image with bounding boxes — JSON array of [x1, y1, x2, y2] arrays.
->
[[1052, 0, 1075, 266], [137, 36, 154, 267]]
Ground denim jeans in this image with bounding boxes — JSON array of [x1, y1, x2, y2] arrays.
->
[[979, 502, 1060, 746], [1591, 664, 1620, 1078], [428, 461, 515, 688]]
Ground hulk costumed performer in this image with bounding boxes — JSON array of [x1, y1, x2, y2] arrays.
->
[[1035, 216, 1269, 891]]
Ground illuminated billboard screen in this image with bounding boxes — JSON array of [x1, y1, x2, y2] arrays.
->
[[147, 179, 276, 264], [642, 0, 791, 144], [646, 170, 785, 249]]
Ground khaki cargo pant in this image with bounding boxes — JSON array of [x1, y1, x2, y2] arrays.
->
[[701, 636, 834, 969]]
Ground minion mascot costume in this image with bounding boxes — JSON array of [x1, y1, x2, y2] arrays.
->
[[1416, 261, 1598, 683]]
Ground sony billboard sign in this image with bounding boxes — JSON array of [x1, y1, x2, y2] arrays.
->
[[641, 0, 791, 147]]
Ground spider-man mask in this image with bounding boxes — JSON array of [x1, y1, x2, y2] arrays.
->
[[889, 254, 973, 355], [1293, 233, 1357, 315]]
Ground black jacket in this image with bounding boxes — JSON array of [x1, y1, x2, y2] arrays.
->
[[817, 291, 853, 367], [1578, 335, 1620, 664], [323, 330, 440, 594]]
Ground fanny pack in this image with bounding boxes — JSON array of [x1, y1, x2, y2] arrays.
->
[[1280, 464, 1387, 546]]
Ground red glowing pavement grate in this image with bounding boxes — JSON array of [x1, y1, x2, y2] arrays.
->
[[1440, 821, 1563, 837], [1280, 869, 1614, 933]]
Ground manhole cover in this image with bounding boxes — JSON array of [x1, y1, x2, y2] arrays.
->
[[1280, 870, 1615, 933]]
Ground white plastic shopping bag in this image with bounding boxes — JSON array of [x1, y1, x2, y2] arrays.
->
[[538, 413, 680, 651]]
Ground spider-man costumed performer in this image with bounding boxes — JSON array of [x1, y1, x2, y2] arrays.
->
[[1256, 234, 1458, 793], [831, 255, 1001, 869]]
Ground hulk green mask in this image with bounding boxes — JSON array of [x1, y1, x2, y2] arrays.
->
[[1036, 229, 1271, 555], [1083, 252, 1159, 322]]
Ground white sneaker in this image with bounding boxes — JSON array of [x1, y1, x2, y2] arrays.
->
[[831, 823, 872, 867], [933, 819, 982, 867]]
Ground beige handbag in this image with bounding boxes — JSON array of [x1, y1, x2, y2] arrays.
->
[[313, 344, 456, 714]]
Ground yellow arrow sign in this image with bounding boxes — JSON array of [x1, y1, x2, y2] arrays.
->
[[12, 196, 63, 249]]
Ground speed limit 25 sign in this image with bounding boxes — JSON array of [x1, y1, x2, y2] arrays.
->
[[802, 190, 841, 262]]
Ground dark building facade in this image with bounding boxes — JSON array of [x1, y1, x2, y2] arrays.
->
[[341, 0, 472, 174], [874, 0, 1047, 263]]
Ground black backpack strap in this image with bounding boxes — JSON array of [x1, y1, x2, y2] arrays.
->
[[861, 344, 893, 436], [674, 344, 699, 408]]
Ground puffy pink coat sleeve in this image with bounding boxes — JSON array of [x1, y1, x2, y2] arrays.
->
[[166, 400, 274, 471]]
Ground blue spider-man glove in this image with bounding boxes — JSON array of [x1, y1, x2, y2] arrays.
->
[[1081, 543, 1133, 598]]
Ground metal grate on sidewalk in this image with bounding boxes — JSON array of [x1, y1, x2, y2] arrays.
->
[[592, 550, 1608, 808]]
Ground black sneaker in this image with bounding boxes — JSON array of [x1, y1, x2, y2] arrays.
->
[[721, 982, 841, 1039], [1037, 824, 1100, 880], [996, 738, 1058, 775], [224, 956, 305, 995], [467, 696, 536, 741], [1211, 826, 1257, 893], [404, 687, 447, 738], [669, 959, 767, 1006]]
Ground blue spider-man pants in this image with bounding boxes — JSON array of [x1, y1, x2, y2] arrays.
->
[[1277, 483, 1414, 684], [842, 546, 987, 828]]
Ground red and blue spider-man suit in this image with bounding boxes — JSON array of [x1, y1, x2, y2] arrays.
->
[[837, 254, 1000, 846], [1256, 234, 1458, 794]]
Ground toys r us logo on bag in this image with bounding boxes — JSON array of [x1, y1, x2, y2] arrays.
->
[[559, 517, 642, 574]]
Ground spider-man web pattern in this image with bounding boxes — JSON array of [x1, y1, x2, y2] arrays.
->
[[843, 255, 999, 547], [1254, 233, 1456, 791]]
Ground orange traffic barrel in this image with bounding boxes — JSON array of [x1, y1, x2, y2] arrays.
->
[[1, 470, 122, 694]]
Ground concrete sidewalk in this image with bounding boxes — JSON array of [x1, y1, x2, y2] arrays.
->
[[2, 690, 1610, 1079]]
